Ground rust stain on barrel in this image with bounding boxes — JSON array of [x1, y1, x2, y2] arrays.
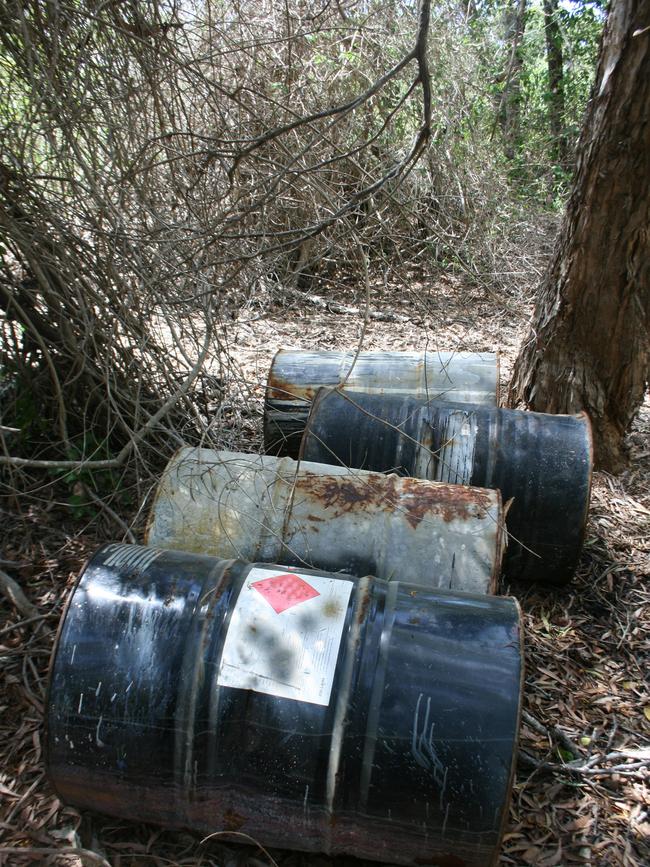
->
[[399, 477, 492, 527], [293, 473, 493, 530], [267, 369, 316, 402], [223, 808, 247, 831], [294, 473, 397, 515], [357, 583, 372, 623]]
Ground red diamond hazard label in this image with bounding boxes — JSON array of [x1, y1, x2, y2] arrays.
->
[[219, 567, 353, 704], [251, 572, 320, 614]]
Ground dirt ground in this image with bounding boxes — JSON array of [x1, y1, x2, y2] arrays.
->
[[1, 273, 648, 866]]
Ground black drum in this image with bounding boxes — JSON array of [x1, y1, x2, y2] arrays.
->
[[46, 544, 523, 867]]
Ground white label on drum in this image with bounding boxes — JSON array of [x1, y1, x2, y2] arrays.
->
[[217, 567, 353, 706]]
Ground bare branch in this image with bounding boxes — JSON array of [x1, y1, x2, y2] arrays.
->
[[0, 568, 38, 619]]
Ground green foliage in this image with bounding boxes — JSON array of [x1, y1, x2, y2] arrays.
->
[[55, 432, 129, 520], [0, 362, 48, 445], [560, 0, 605, 141], [0, 361, 129, 517], [523, 3, 601, 161], [472, 0, 604, 198]]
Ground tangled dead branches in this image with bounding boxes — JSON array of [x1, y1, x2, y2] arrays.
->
[[0, 0, 443, 479]]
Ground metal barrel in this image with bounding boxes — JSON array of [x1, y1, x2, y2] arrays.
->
[[264, 349, 499, 458], [301, 388, 593, 586], [45, 544, 523, 867], [144, 448, 503, 596]]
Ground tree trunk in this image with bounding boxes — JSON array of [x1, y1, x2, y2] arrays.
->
[[500, 0, 528, 160], [509, 0, 650, 472], [543, 0, 567, 167]]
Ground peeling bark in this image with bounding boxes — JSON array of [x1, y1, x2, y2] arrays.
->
[[509, 0, 650, 472]]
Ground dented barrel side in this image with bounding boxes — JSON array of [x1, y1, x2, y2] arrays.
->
[[264, 349, 499, 458], [145, 448, 503, 595], [302, 388, 593, 586], [45, 544, 523, 867]]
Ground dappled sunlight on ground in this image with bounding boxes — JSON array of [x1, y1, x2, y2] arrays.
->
[[1, 279, 647, 867]]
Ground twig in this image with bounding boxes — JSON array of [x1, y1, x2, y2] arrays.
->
[[521, 709, 584, 759], [0, 568, 38, 618], [0, 300, 215, 470], [519, 748, 650, 779], [231, 49, 417, 165], [0, 847, 110, 866], [0, 612, 52, 639], [339, 239, 372, 390], [199, 831, 280, 867], [282, 287, 410, 322], [82, 484, 136, 543], [415, 0, 432, 136]]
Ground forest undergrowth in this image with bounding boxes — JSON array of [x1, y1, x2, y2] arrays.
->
[[2, 2, 647, 865], [0, 269, 648, 867]]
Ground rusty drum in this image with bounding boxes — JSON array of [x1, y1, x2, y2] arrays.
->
[[145, 448, 503, 596], [46, 544, 523, 867], [301, 389, 593, 586], [264, 349, 499, 457]]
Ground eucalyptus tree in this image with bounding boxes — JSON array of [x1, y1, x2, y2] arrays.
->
[[510, 0, 650, 470]]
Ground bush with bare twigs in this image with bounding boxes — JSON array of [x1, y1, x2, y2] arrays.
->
[[0, 0, 549, 490]]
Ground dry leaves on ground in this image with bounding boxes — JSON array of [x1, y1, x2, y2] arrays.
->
[[1, 278, 648, 866]]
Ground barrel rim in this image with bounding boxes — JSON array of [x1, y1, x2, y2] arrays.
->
[[559, 409, 594, 586], [299, 386, 352, 464], [490, 594, 525, 867], [143, 443, 195, 546], [518, 408, 593, 587], [42, 544, 112, 798], [265, 347, 323, 404], [496, 348, 501, 407], [489, 486, 505, 595]]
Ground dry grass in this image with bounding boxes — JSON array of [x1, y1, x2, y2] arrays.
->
[[0, 276, 648, 867]]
